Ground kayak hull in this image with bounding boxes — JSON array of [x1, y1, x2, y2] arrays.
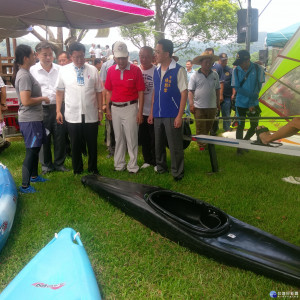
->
[[0, 228, 101, 300], [81, 175, 300, 286], [0, 163, 17, 252]]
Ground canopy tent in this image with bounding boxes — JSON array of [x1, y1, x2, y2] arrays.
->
[[259, 27, 300, 131], [0, 0, 154, 30], [0, 28, 31, 43], [266, 23, 300, 48]]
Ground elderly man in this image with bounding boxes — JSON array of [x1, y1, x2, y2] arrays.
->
[[30, 41, 68, 174], [56, 42, 103, 174], [58, 51, 71, 66], [138, 46, 156, 168], [231, 50, 265, 154], [148, 39, 188, 181], [105, 41, 145, 173], [188, 51, 220, 150]]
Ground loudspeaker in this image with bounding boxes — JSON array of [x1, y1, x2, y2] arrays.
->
[[237, 9, 258, 43]]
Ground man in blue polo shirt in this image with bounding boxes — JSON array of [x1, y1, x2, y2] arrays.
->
[[231, 50, 265, 154]]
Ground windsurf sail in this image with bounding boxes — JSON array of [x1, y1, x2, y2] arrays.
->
[[259, 25, 300, 131]]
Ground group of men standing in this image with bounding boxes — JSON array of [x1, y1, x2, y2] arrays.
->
[[187, 48, 265, 153], [30, 38, 264, 182], [104, 39, 187, 181], [30, 39, 187, 181]]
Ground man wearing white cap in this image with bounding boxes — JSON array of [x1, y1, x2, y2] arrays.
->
[[105, 41, 145, 173]]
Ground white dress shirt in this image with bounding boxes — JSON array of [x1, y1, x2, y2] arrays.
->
[[30, 62, 60, 105], [56, 63, 102, 123]]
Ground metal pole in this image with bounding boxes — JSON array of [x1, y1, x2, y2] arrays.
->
[[245, 0, 251, 52]]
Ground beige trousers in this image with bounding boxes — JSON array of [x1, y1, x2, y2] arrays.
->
[[111, 103, 139, 173]]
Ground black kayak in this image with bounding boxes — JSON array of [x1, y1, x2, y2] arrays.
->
[[81, 175, 300, 286]]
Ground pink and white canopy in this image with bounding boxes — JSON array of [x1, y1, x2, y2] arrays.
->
[[0, 0, 154, 30]]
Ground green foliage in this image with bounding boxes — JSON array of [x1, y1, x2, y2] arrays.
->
[[121, 0, 239, 51], [182, 0, 239, 42], [0, 123, 299, 298]]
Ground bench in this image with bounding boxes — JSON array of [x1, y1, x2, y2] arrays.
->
[[192, 135, 300, 172]]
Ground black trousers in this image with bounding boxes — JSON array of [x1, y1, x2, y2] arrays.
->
[[66, 116, 98, 174], [138, 115, 155, 165], [236, 105, 260, 140], [42, 104, 66, 169], [22, 147, 40, 187]]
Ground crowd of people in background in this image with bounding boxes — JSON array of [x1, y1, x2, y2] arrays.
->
[[1, 38, 269, 193]]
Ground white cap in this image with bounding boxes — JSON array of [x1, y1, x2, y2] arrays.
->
[[113, 41, 129, 58]]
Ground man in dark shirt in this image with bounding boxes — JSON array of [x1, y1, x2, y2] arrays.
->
[[213, 53, 235, 131]]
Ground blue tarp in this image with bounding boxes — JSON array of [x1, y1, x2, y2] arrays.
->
[[266, 23, 300, 47]]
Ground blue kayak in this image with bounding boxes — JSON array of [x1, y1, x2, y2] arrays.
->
[[0, 228, 101, 300], [0, 163, 17, 252]]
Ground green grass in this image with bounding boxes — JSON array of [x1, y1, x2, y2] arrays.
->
[[0, 123, 299, 299]]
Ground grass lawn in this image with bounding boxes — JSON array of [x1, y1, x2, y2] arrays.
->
[[0, 122, 299, 299]]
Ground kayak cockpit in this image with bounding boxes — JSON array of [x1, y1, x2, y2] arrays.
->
[[146, 191, 230, 237]]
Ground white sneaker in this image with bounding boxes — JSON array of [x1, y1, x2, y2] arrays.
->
[[281, 176, 300, 185], [141, 163, 151, 169], [154, 166, 158, 172]]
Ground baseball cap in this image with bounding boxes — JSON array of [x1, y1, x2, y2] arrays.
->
[[113, 41, 129, 58], [219, 53, 228, 60], [233, 50, 250, 66]]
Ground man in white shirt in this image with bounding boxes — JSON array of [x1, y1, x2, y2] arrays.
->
[[139, 46, 156, 169], [89, 44, 96, 58], [56, 42, 103, 175], [104, 45, 112, 59], [31, 42, 68, 174], [95, 45, 102, 59]]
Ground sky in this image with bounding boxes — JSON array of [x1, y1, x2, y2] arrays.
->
[[23, 0, 300, 51]]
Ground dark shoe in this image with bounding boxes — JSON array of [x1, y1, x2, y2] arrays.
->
[[154, 166, 168, 174], [42, 167, 55, 175], [237, 148, 249, 155], [74, 171, 83, 175], [55, 166, 70, 172], [88, 169, 99, 175], [174, 175, 184, 181]]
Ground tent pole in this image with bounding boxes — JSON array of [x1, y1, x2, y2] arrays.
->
[[246, 0, 251, 52]]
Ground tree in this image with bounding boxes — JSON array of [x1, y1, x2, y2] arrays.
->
[[120, 0, 239, 52], [31, 27, 88, 57]]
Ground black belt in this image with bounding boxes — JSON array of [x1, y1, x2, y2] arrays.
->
[[112, 100, 137, 107]]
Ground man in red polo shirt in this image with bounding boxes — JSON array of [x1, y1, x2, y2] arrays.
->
[[105, 41, 145, 173]]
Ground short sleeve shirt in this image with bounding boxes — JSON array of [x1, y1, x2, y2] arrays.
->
[[140, 65, 155, 116], [188, 70, 220, 108], [212, 63, 224, 82], [56, 63, 102, 123], [105, 63, 145, 102], [99, 59, 115, 85], [15, 68, 43, 122]]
